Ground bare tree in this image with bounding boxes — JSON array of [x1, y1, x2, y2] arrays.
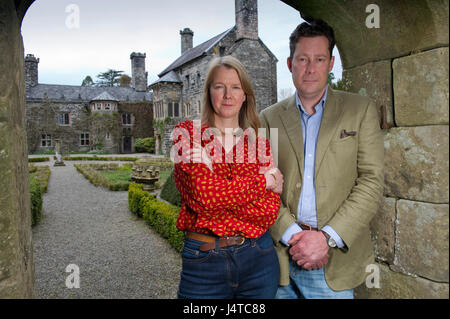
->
[[278, 88, 294, 101]]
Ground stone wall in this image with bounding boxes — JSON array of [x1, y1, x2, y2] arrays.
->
[[288, 0, 449, 298], [0, 0, 35, 298], [230, 39, 278, 113]]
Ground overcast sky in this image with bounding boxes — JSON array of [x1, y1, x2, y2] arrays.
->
[[22, 0, 342, 94]]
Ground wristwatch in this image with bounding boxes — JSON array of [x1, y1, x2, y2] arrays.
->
[[321, 230, 337, 248]]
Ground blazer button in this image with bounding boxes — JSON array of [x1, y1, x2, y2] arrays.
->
[[296, 183, 301, 189]]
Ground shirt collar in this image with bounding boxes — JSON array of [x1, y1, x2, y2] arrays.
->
[[296, 85, 329, 116]]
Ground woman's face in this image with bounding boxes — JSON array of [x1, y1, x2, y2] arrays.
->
[[209, 66, 246, 125]]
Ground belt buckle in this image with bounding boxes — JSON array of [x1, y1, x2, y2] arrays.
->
[[237, 237, 245, 245]]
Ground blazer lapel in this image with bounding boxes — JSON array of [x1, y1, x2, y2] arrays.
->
[[279, 95, 304, 178], [315, 89, 344, 177]]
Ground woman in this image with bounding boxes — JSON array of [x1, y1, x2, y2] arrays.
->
[[172, 56, 283, 299]]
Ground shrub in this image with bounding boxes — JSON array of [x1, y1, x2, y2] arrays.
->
[[159, 170, 181, 207], [28, 157, 50, 162], [29, 165, 51, 226], [64, 156, 137, 162], [29, 176, 42, 226], [128, 183, 183, 252], [134, 137, 155, 153]]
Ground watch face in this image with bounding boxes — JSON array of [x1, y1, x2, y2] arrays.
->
[[328, 238, 337, 248]]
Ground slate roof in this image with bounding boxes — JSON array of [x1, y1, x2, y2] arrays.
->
[[26, 84, 152, 102], [158, 27, 234, 77], [91, 91, 119, 102], [149, 70, 182, 86]]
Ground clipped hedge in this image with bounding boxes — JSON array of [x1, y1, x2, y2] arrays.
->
[[128, 183, 183, 252], [64, 156, 137, 162], [29, 176, 42, 226], [28, 157, 50, 162], [74, 163, 130, 191]]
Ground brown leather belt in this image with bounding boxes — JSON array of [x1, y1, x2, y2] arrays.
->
[[296, 221, 318, 231], [185, 232, 247, 251]]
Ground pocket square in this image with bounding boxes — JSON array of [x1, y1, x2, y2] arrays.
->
[[340, 129, 357, 138]]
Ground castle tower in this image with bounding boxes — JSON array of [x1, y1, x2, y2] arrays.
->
[[25, 54, 39, 89], [130, 52, 148, 92], [235, 0, 258, 40], [180, 28, 194, 54]]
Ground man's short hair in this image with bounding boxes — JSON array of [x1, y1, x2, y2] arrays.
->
[[289, 18, 336, 59]]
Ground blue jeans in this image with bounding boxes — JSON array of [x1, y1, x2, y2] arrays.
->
[[178, 231, 280, 299], [275, 259, 354, 299]]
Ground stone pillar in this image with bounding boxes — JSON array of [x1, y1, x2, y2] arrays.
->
[[130, 52, 148, 92], [235, 0, 258, 40], [180, 28, 194, 54], [0, 0, 35, 298]]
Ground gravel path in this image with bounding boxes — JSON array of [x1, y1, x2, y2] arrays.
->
[[32, 159, 182, 298]]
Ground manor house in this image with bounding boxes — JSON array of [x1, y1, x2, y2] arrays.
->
[[150, 0, 278, 154], [25, 52, 153, 154]]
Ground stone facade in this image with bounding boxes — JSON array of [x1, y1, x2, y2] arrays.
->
[[150, 0, 278, 155], [293, 0, 449, 298], [24, 53, 153, 154]]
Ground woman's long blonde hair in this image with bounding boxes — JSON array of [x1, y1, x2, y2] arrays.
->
[[201, 56, 261, 132]]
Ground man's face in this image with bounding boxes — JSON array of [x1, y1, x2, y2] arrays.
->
[[287, 36, 334, 102]]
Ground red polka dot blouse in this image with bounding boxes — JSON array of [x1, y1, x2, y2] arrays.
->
[[172, 120, 280, 238]]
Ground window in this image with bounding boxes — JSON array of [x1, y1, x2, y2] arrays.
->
[[41, 134, 51, 147], [174, 103, 179, 117], [168, 102, 173, 117], [80, 133, 90, 146], [58, 113, 70, 125], [122, 113, 132, 125], [106, 132, 110, 140], [105, 103, 111, 110], [96, 103, 101, 110], [185, 75, 190, 89]]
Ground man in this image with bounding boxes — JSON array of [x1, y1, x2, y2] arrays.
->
[[260, 19, 384, 299]]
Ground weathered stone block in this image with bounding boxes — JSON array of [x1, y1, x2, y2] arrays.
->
[[393, 47, 449, 126], [394, 200, 449, 282], [355, 262, 449, 299], [370, 197, 396, 264], [342, 60, 393, 127], [384, 126, 449, 203]]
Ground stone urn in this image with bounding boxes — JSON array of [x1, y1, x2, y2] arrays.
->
[[131, 159, 160, 193]]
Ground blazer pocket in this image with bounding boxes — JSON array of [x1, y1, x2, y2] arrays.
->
[[332, 135, 355, 144]]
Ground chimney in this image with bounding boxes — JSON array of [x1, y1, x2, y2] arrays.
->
[[180, 28, 194, 54], [25, 54, 39, 89], [130, 52, 148, 92], [235, 0, 258, 40]]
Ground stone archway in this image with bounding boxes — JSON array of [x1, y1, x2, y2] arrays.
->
[[0, 0, 36, 298], [0, 0, 448, 298]]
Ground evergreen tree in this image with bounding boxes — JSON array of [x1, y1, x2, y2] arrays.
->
[[95, 69, 124, 87], [81, 75, 94, 86]]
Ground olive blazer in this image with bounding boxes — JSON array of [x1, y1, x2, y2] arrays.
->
[[259, 88, 384, 291]]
